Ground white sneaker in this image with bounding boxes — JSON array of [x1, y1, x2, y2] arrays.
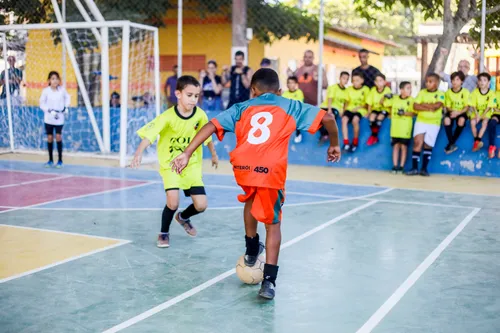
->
[[294, 134, 302, 143]]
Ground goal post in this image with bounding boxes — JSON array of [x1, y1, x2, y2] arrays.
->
[[0, 20, 161, 167]]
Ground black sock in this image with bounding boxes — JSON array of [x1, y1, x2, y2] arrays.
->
[[296, 130, 301, 136], [422, 148, 432, 171], [161, 206, 177, 233], [487, 119, 498, 146], [475, 136, 480, 142], [263, 263, 279, 286], [180, 204, 201, 220], [47, 141, 54, 162], [451, 125, 464, 145], [411, 151, 420, 170], [245, 233, 260, 256], [444, 123, 453, 145], [56, 141, 63, 162]]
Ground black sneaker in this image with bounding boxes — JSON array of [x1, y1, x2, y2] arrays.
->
[[397, 167, 404, 174], [391, 167, 398, 174], [343, 144, 351, 152], [349, 145, 358, 153], [258, 280, 276, 300], [420, 169, 430, 177], [406, 169, 419, 176], [447, 144, 458, 154], [244, 242, 264, 267]]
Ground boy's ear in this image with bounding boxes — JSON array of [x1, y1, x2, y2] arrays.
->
[[276, 88, 282, 96], [174, 90, 182, 100], [250, 86, 257, 98]]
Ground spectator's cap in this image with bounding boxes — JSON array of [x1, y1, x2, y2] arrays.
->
[[111, 92, 120, 99], [260, 58, 271, 67]]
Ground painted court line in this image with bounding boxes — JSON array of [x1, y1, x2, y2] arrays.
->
[[0, 174, 72, 189], [0, 239, 131, 284], [101, 200, 378, 333], [0, 182, 153, 214], [355, 207, 481, 333]]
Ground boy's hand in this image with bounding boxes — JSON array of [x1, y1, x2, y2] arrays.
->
[[170, 153, 190, 174], [130, 154, 142, 169], [327, 145, 341, 162], [211, 154, 219, 169]]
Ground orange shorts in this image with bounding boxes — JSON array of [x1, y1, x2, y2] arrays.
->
[[238, 186, 285, 224]]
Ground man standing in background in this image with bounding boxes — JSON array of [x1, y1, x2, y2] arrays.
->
[[222, 51, 252, 109], [288, 50, 328, 106], [440, 59, 477, 92], [352, 49, 381, 89], [0, 56, 23, 101], [164, 65, 178, 108]]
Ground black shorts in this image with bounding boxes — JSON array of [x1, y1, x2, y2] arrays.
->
[[444, 112, 468, 123], [166, 186, 206, 197], [45, 123, 63, 135], [371, 110, 389, 117], [343, 111, 362, 122], [391, 137, 410, 146], [321, 107, 340, 118], [491, 114, 500, 123]]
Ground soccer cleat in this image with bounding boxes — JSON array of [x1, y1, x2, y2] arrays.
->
[[293, 133, 302, 144], [349, 145, 358, 153], [488, 145, 496, 159], [472, 140, 483, 152], [371, 137, 379, 145], [156, 233, 170, 248], [44, 161, 54, 168], [406, 168, 419, 176], [420, 169, 430, 177], [397, 167, 405, 174], [343, 144, 351, 152], [175, 212, 197, 237], [55, 161, 63, 169], [244, 242, 264, 267], [391, 167, 398, 174], [258, 280, 276, 300], [366, 136, 375, 146]]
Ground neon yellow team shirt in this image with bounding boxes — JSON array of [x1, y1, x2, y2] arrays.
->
[[387, 95, 414, 139], [346, 86, 370, 116], [414, 89, 445, 126], [368, 86, 392, 112], [320, 84, 349, 110], [444, 88, 470, 114], [469, 88, 496, 118], [137, 106, 212, 170], [494, 90, 500, 116], [282, 89, 304, 102]]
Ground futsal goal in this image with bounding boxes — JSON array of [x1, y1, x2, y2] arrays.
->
[[0, 20, 160, 167]]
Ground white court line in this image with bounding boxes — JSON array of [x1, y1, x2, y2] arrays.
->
[[0, 239, 131, 284], [101, 200, 378, 333], [355, 207, 481, 333], [0, 175, 73, 189], [0, 182, 154, 215]]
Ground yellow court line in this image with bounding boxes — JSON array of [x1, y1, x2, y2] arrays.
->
[[0, 224, 131, 283]]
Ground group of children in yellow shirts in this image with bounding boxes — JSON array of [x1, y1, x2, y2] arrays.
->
[[282, 70, 500, 176]]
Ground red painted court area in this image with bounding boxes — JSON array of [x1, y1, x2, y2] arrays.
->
[[0, 171, 146, 208]]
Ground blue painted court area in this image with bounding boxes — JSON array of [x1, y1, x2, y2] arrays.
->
[[0, 160, 499, 333]]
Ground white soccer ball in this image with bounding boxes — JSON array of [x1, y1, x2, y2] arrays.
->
[[235, 254, 265, 285]]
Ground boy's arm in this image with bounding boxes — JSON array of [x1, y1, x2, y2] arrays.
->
[[321, 112, 341, 162], [206, 140, 218, 168], [130, 138, 151, 168], [171, 122, 217, 173]]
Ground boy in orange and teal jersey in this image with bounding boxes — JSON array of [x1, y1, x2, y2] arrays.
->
[[170, 68, 341, 300]]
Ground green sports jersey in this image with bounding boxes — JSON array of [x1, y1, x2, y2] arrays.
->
[[414, 89, 445, 125], [320, 84, 348, 110], [469, 88, 496, 116], [282, 89, 304, 102], [495, 90, 500, 115], [445, 88, 470, 114], [346, 86, 370, 116], [387, 95, 414, 139], [367, 86, 392, 111]]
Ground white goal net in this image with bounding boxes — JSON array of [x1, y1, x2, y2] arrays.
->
[[0, 21, 160, 166]]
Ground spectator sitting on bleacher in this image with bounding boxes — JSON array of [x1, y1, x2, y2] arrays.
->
[[366, 73, 392, 146], [443, 71, 469, 154], [342, 72, 369, 153], [469, 72, 496, 153]]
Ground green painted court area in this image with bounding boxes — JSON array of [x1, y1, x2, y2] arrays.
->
[[0, 161, 499, 333]]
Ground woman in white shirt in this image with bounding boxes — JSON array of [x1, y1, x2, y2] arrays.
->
[[39, 71, 70, 168]]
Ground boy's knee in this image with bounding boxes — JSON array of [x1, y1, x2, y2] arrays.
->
[[376, 114, 385, 121], [443, 117, 451, 125], [47, 135, 54, 143], [352, 117, 360, 125], [194, 200, 207, 212], [55, 134, 62, 142], [457, 118, 465, 127], [167, 202, 179, 211], [342, 116, 348, 123]]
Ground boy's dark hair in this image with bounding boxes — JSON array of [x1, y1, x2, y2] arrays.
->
[[477, 72, 491, 81], [207, 60, 217, 67], [399, 81, 411, 90], [375, 73, 386, 81], [359, 49, 369, 54], [287, 76, 298, 83], [340, 71, 350, 78], [251, 68, 280, 92], [235, 51, 245, 58], [426, 72, 440, 81], [450, 71, 465, 82], [48, 71, 61, 81], [352, 70, 364, 80], [176, 75, 200, 91]]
